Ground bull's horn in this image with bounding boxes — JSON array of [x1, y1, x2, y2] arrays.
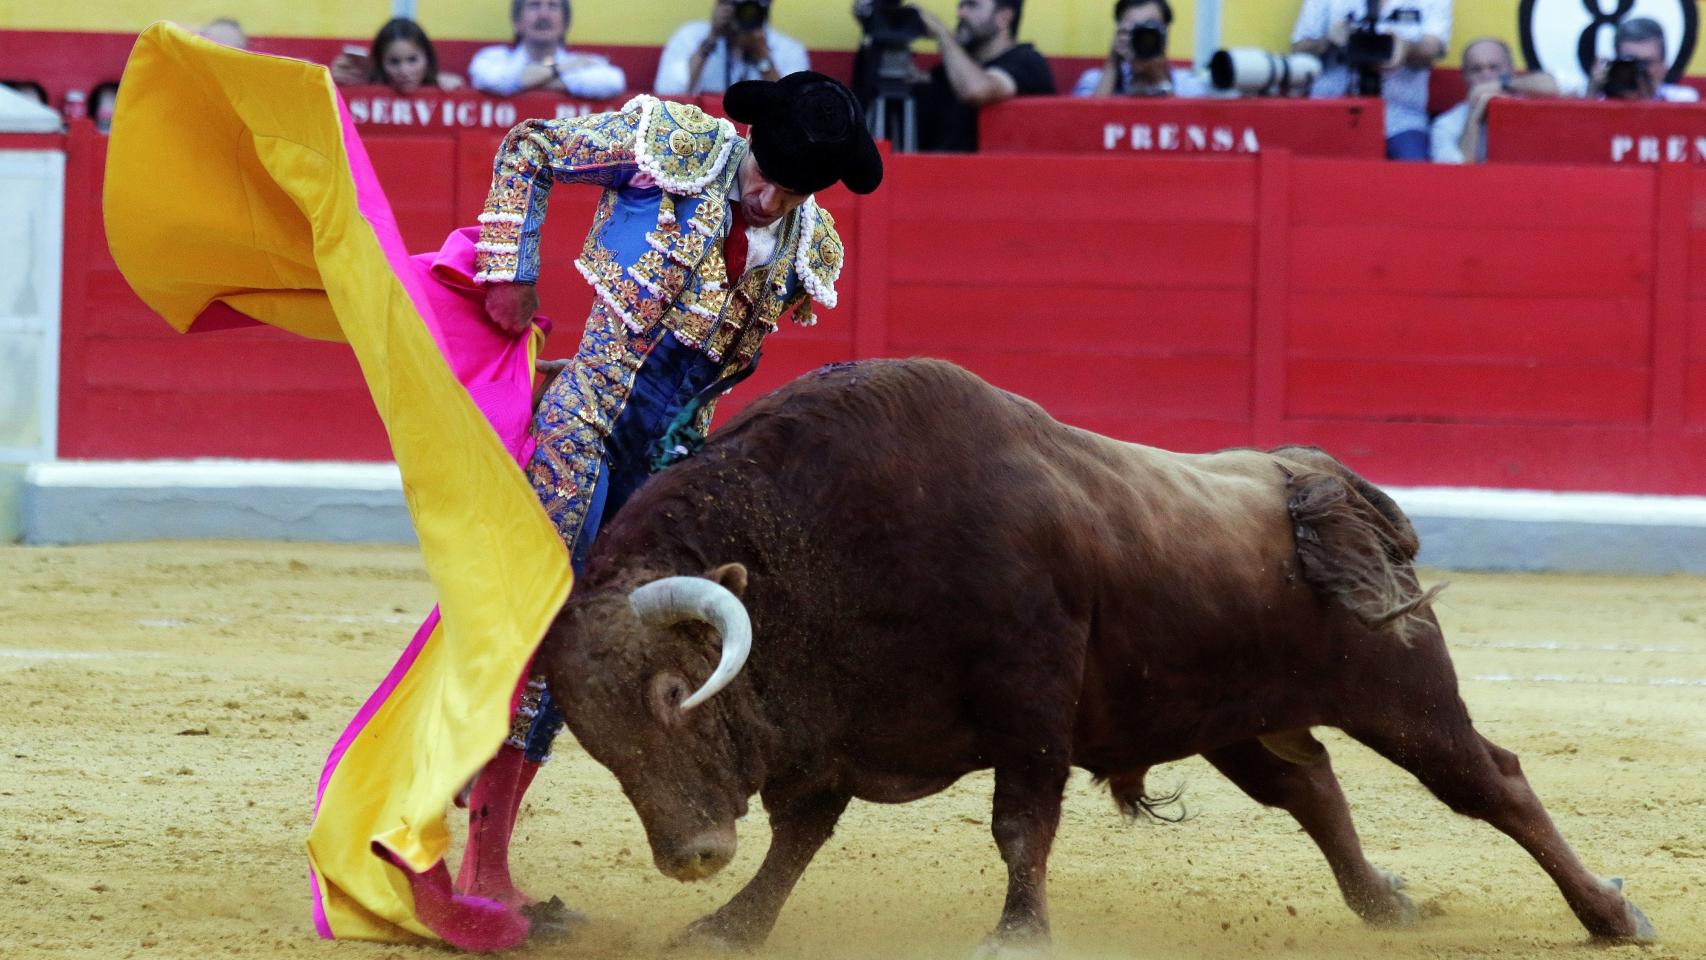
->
[[628, 576, 752, 711]]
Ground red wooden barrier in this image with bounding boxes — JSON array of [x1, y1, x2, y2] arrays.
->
[[48, 112, 1706, 495], [1488, 98, 1706, 166], [979, 97, 1386, 159], [343, 88, 625, 132], [53, 124, 388, 461]]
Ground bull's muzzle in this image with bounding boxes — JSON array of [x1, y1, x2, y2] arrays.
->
[[656, 825, 737, 882]]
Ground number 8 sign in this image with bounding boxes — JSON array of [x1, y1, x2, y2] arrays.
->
[[1519, 0, 1697, 91]]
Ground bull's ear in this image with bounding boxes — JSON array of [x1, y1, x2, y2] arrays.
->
[[647, 671, 692, 727], [706, 562, 748, 597]]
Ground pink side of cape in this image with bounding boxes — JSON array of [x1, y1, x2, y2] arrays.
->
[[196, 100, 549, 940]]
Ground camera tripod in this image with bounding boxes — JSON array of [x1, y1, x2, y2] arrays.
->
[[865, 44, 919, 153]]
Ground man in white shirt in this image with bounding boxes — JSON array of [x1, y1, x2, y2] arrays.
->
[[1073, 0, 1208, 97], [1291, 0, 1451, 161], [655, 0, 811, 95], [469, 0, 626, 99], [1431, 38, 1558, 165]]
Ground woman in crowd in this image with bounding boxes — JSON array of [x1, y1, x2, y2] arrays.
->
[[333, 18, 464, 94]]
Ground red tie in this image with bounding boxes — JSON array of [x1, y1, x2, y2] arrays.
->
[[724, 202, 750, 281]]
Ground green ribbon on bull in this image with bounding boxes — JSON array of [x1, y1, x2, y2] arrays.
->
[[647, 355, 762, 474]]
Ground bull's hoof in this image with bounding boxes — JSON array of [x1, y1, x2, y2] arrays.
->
[[1589, 879, 1659, 944], [668, 913, 766, 952], [521, 896, 587, 941], [1580, 877, 1658, 944], [1352, 869, 1421, 927], [971, 929, 1052, 960], [1617, 898, 1660, 944], [1617, 900, 1658, 948]]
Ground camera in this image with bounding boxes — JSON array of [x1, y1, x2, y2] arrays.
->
[[866, 0, 926, 45], [1129, 23, 1167, 61], [1209, 49, 1322, 97], [1602, 56, 1649, 99], [1341, 23, 1392, 97], [859, 0, 928, 152], [732, 0, 770, 32], [1342, 27, 1394, 68]]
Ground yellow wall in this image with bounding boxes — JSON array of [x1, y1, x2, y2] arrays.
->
[[0, 0, 1685, 66], [0, 0, 394, 37]]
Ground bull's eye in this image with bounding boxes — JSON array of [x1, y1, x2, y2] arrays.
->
[[646, 671, 694, 725]]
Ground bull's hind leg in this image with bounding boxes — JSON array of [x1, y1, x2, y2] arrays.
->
[[1344, 715, 1657, 942], [1204, 738, 1418, 925], [672, 791, 851, 950]]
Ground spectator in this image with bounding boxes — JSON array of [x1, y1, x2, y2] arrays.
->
[[914, 0, 1055, 152], [1291, 0, 1450, 161], [1074, 0, 1206, 97], [1586, 17, 1698, 103], [332, 18, 466, 94], [91, 81, 120, 133], [198, 18, 249, 50], [655, 1, 810, 95], [469, 0, 625, 99], [1430, 38, 1556, 165]]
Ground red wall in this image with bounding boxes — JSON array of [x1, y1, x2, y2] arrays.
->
[[44, 119, 1706, 494]]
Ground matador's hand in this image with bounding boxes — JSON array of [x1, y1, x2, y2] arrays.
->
[[533, 358, 571, 408], [535, 358, 572, 380], [484, 281, 539, 337]]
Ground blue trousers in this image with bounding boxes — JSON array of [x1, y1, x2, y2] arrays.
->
[[1386, 129, 1430, 162], [521, 335, 725, 760]]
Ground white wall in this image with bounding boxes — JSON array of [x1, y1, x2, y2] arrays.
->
[[0, 149, 65, 464]]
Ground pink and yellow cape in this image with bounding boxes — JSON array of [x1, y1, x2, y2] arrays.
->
[[103, 23, 573, 944]]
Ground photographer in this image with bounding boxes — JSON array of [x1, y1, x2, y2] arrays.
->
[[655, 0, 810, 95], [1290, 0, 1451, 161], [1074, 0, 1206, 97], [1585, 18, 1698, 103], [884, 0, 1054, 152]]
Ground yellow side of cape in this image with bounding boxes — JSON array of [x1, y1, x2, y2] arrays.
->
[[103, 23, 572, 943]]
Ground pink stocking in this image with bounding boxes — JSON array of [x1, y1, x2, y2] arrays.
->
[[372, 844, 530, 952]]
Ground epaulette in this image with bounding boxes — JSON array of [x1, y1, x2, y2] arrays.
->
[[793, 200, 845, 311], [627, 94, 738, 194]]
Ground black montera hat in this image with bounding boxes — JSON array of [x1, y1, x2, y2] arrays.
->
[[724, 71, 884, 196]]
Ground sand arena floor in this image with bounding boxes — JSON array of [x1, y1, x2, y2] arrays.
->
[[1, 541, 1702, 960]]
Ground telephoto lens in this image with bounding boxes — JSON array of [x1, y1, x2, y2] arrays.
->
[[1208, 49, 1322, 96]]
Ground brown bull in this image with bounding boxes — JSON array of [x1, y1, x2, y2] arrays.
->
[[539, 358, 1656, 954]]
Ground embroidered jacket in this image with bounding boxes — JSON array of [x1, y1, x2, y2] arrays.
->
[[474, 94, 845, 375]]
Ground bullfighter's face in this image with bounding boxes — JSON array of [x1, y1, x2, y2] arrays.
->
[[541, 568, 761, 882], [736, 151, 810, 229]]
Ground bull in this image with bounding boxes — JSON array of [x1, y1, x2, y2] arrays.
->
[[538, 358, 1656, 953]]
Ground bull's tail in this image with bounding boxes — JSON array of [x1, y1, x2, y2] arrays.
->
[[1098, 769, 1188, 823], [1284, 468, 1445, 646]]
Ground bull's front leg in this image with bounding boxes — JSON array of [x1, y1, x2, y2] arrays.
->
[[672, 792, 851, 951], [981, 759, 1071, 957]]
